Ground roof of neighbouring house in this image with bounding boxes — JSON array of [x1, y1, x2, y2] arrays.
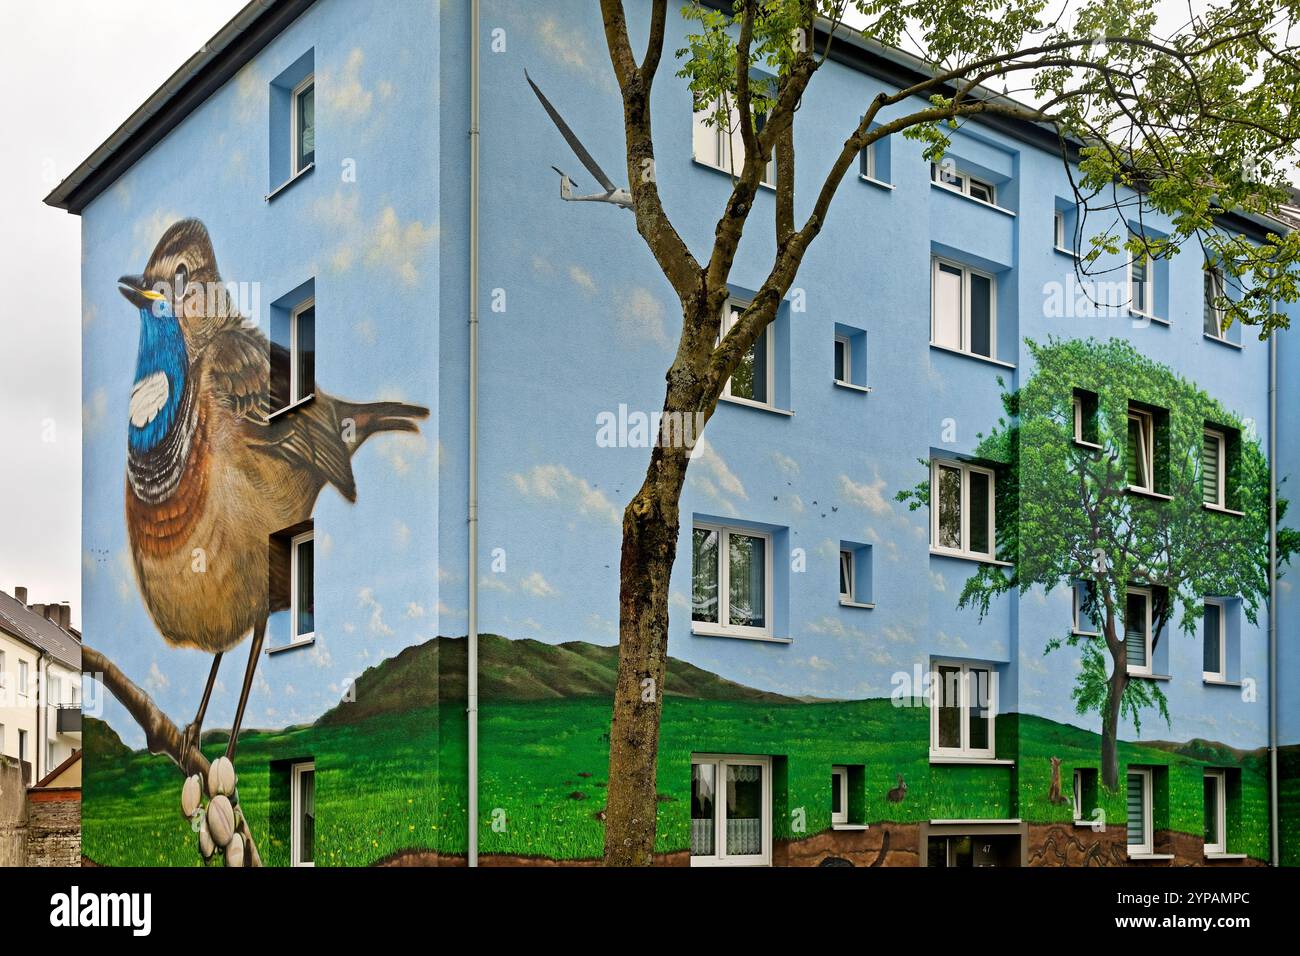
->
[[33, 750, 82, 790], [0, 591, 81, 670]]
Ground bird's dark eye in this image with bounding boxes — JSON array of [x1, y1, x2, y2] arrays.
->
[[174, 264, 189, 296]]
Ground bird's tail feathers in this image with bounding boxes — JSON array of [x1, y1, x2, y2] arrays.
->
[[342, 399, 431, 446]]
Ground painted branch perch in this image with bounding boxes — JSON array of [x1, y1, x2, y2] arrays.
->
[[83, 644, 263, 867]]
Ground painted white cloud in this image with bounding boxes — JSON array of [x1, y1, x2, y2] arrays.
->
[[520, 571, 558, 598], [838, 472, 892, 515], [510, 463, 621, 525], [616, 286, 671, 348], [357, 586, 393, 637]]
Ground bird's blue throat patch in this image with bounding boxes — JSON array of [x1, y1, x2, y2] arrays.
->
[[128, 305, 188, 454]]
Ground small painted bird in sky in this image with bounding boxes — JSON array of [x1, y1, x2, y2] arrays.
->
[[119, 218, 428, 767]]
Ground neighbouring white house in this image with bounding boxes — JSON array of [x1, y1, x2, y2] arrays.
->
[[0, 587, 81, 786]]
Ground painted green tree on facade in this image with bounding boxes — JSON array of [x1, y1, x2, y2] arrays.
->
[[902, 337, 1291, 790]]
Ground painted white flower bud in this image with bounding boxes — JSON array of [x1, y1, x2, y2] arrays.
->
[[225, 831, 245, 868], [181, 774, 202, 819], [207, 794, 235, 848], [198, 815, 215, 859], [208, 756, 237, 797]]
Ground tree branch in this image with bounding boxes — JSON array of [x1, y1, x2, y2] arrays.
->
[[84, 644, 263, 867]]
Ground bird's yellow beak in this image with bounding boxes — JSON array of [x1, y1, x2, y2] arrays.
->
[[118, 275, 165, 310]]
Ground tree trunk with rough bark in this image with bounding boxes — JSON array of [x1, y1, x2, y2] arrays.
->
[[1101, 614, 1126, 791]]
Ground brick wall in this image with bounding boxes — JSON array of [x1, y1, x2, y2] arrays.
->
[[24, 789, 81, 867]]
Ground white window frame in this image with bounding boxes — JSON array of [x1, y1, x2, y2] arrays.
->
[[1072, 391, 1100, 447], [18, 728, 28, 767], [833, 334, 851, 385], [692, 97, 774, 186], [1204, 769, 1227, 855], [1204, 264, 1227, 339], [290, 760, 315, 867], [0, 649, 6, 691], [862, 140, 878, 181], [930, 257, 996, 359], [930, 162, 996, 206], [839, 549, 854, 602], [1128, 408, 1155, 492], [48, 674, 61, 707], [1203, 598, 1227, 682], [290, 74, 315, 176], [929, 459, 996, 560], [1054, 209, 1067, 249], [290, 529, 315, 645], [1128, 251, 1155, 317], [831, 765, 849, 825], [289, 297, 315, 405], [691, 523, 774, 640], [1073, 768, 1084, 820], [1072, 582, 1100, 637], [719, 297, 776, 410], [1127, 767, 1154, 855], [929, 661, 997, 760], [1203, 427, 1226, 508], [690, 754, 772, 867], [17, 659, 28, 698], [1125, 586, 1154, 677]]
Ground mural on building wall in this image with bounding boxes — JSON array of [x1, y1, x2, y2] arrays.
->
[[91, 219, 429, 866]]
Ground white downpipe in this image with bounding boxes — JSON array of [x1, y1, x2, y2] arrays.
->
[[468, 0, 481, 868], [1269, 327, 1279, 867]]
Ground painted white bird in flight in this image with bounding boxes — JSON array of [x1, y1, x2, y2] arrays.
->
[[526, 70, 633, 210]]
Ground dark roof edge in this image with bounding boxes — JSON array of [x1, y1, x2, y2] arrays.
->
[[43, 0, 315, 214]]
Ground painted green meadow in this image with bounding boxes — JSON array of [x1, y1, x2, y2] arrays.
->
[[84, 695, 1269, 865]]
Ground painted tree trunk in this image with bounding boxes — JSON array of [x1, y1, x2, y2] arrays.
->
[[603, 443, 691, 865], [1101, 614, 1127, 791]]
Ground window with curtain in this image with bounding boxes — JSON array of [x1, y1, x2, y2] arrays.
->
[[690, 755, 771, 866], [1127, 769, 1152, 854], [1125, 589, 1152, 675], [1203, 428, 1225, 506], [691, 524, 772, 638], [720, 298, 772, 406], [1204, 265, 1226, 338]]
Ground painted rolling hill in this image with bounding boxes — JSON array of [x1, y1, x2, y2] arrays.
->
[[316, 633, 796, 725]]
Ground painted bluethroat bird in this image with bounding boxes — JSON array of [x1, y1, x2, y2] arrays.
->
[[118, 218, 428, 773]]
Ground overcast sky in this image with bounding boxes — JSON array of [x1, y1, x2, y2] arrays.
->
[[0, 1, 245, 626], [0, 0, 1226, 630]]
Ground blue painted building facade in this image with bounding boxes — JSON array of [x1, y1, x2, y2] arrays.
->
[[49, 0, 1299, 866]]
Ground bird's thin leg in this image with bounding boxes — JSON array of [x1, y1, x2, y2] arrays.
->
[[225, 619, 267, 762], [181, 652, 222, 772]]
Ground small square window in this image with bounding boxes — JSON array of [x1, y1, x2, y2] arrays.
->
[[1072, 581, 1100, 636], [291, 530, 315, 644], [1127, 768, 1153, 855], [271, 296, 316, 413], [1203, 770, 1228, 855], [1129, 252, 1154, 317], [834, 336, 851, 385], [1203, 600, 1226, 680], [831, 766, 849, 825], [719, 298, 774, 408], [291, 760, 316, 866], [1073, 767, 1099, 823], [1072, 389, 1099, 446], [1204, 265, 1227, 339], [930, 162, 996, 205], [1124, 587, 1153, 676], [838, 541, 873, 606], [1126, 407, 1156, 492], [292, 76, 315, 175], [1202, 426, 1232, 509], [838, 549, 854, 602]]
